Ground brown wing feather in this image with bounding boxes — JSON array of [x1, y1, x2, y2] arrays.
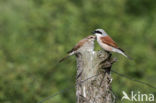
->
[[67, 38, 87, 54], [100, 36, 119, 48], [67, 35, 95, 54]]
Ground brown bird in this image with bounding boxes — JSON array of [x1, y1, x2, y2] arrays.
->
[[59, 35, 96, 63]]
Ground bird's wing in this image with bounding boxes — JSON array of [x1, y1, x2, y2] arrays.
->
[[67, 38, 87, 54], [59, 39, 86, 63], [100, 36, 119, 48], [100, 36, 126, 53], [100, 36, 125, 52]]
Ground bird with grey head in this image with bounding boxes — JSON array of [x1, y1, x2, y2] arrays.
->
[[92, 28, 132, 59]]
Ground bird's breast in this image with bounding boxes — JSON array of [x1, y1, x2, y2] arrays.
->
[[97, 36, 112, 51]]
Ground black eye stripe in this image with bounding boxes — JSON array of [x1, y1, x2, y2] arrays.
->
[[95, 31, 102, 34]]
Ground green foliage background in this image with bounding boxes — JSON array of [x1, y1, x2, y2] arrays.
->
[[0, 0, 155, 103]]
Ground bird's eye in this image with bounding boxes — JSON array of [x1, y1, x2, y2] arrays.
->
[[89, 36, 95, 39], [95, 31, 102, 34]]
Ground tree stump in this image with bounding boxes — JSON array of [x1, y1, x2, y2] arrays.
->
[[75, 40, 116, 103]]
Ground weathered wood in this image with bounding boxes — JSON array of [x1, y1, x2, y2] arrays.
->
[[75, 40, 116, 103]]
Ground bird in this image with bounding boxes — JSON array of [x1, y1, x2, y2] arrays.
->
[[93, 28, 131, 59], [59, 35, 96, 63]]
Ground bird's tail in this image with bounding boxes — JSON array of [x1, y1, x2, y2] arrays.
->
[[58, 55, 70, 63], [117, 49, 133, 60]]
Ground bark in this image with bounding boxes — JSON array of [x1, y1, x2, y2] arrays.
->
[[75, 41, 116, 103]]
